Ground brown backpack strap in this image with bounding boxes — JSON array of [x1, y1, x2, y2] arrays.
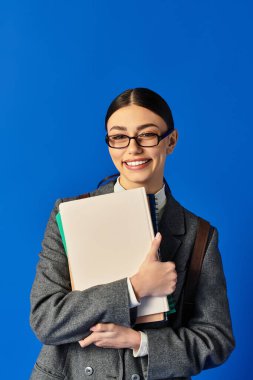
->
[[182, 217, 212, 324]]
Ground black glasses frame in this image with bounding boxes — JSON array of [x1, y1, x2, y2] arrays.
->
[[105, 128, 174, 149]]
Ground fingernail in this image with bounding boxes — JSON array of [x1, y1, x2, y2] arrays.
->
[[155, 232, 161, 239]]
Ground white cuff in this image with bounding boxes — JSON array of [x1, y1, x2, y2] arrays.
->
[[127, 277, 141, 308], [133, 331, 149, 357]]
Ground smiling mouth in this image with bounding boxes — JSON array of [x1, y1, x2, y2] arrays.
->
[[123, 159, 152, 168]]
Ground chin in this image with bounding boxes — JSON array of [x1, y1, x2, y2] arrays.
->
[[122, 174, 154, 188]]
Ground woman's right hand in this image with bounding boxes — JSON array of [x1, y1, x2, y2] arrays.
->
[[130, 232, 177, 301]]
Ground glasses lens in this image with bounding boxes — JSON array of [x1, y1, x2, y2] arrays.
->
[[108, 134, 129, 148], [137, 133, 159, 147]]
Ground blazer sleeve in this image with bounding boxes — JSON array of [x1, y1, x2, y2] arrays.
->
[[30, 199, 132, 345], [141, 227, 235, 379]]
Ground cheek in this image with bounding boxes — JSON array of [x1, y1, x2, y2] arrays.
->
[[153, 150, 167, 166], [109, 149, 123, 165], [152, 147, 165, 160]]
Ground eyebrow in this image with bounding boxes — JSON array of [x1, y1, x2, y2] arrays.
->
[[108, 123, 160, 132]]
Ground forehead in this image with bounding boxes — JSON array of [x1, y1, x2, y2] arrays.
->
[[107, 104, 167, 132]]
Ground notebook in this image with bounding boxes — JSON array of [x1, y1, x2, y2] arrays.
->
[[57, 187, 169, 320]]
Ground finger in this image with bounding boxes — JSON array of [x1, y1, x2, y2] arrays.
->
[[79, 332, 96, 348], [166, 261, 176, 271], [90, 323, 113, 332], [81, 331, 115, 349], [146, 233, 162, 261], [155, 232, 162, 241]]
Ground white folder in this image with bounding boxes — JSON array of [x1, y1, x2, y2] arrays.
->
[[58, 187, 169, 321]]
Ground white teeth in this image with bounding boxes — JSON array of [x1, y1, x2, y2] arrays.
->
[[125, 160, 149, 166]]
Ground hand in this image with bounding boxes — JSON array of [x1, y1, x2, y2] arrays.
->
[[78, 323, 141, 350], [130, 232, 177, 300]]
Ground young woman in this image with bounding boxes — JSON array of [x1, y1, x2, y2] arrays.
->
[[30, 88, 235, 380]]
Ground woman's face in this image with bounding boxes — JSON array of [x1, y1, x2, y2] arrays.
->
[[106, 104, 178, 193]]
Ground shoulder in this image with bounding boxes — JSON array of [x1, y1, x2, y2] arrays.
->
[[164, 180, 215, 233], [187, 207, 219, 255], [166, 188, 214, 228], [184, 203, 212, 228], [171, 194, 217, 246], [53, 181, 116, 211]]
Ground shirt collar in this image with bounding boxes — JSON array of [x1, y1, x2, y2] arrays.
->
[[114, 176, 166, 211]]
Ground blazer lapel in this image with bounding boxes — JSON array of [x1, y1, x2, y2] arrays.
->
[[158, 186, 185, 263]]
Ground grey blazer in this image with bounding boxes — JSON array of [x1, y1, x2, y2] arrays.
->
[[30, 180, 235, 380]]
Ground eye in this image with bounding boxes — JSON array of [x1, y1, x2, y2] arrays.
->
[[110, 134, 128, 141], [138, 132, 157, 138]]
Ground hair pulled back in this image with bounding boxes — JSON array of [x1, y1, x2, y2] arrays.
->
[[105, 87, 174, 131]]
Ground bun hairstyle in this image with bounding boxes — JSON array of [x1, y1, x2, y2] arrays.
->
[[98, 87, 174, 188], [105, 87, 174, 131]]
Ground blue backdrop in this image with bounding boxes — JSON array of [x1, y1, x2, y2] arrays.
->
[[0, 1, 252, 378]]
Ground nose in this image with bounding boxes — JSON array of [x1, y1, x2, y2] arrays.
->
[[127, 137, 143, 154]]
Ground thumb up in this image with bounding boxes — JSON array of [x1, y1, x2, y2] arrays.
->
[[130, 232, 177, 300]]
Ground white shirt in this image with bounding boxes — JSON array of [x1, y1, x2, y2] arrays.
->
[[114, 177, 167, 357]]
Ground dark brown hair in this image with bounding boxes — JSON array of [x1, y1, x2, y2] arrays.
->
[[105, 87, 174, 131]]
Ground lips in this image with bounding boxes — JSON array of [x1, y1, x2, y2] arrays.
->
[[123, 159, 152, 170], [124, 158, 151, 163]]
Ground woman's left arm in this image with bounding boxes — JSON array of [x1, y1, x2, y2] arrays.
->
[[140, 227, 235, 379]]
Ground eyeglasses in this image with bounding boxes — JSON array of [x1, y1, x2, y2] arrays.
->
[[105, 129, 174, 149]]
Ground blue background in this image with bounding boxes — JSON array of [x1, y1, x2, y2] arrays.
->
[[0, 0, 252, 378]]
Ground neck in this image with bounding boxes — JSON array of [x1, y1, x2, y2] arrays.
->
[[119, 176, 164, 194]]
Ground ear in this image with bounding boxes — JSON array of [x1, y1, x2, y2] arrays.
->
[[166, 129, 178, 155]]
